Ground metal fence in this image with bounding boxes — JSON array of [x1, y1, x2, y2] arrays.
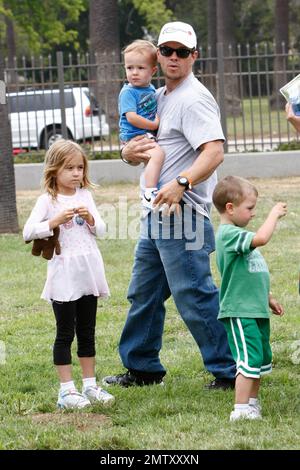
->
[[4, 43, 300, 155]]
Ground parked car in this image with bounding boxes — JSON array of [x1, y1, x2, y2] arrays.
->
[[7, 87, 109, 149]]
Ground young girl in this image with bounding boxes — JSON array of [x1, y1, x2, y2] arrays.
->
[[23, 139, 114, 409]]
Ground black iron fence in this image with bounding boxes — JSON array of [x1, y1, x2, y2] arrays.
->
[[4, 43, 300, 155]]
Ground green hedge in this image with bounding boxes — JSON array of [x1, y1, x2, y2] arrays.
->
[[13, 149, 120, 164]]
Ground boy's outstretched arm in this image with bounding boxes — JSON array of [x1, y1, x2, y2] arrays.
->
[[251, 202, 287, 248]]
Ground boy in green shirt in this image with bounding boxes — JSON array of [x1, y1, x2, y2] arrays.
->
[[213, 176, 287, 421]]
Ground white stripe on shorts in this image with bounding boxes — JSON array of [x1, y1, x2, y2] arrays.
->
[[230, 318, 261, 377]]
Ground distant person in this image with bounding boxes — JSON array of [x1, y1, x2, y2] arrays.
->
[[119, 40, 165, 209], [285, 102, 300, 132], [213, 176, 287, 421], [103, 22, 236, 390], [23, 139, 114, 410]]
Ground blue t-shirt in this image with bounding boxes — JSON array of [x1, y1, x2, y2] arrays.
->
[[119, 83, 157, 141]]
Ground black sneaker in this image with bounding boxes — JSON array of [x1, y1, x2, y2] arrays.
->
[[102, 370, 164, 388], [205, 378, 235, 390]]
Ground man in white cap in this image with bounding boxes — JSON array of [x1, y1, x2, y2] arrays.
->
[[103, 22, 236, 389]]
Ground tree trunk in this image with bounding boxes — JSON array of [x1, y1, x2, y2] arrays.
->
[[4, 12, 18, 89], [89, 0, 121, 132], [0, 51, 19, 234], [270, 0, 289, 110], [208, 0, 217, 57], [216, 0, 241, 116]]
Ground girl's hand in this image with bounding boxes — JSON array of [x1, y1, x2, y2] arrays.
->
[[49, 209, 75, 229], [269, 295, 284, 316], [75, 206, 94, 226]]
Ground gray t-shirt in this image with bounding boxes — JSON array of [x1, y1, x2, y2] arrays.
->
[[140, 72, 224, 217]]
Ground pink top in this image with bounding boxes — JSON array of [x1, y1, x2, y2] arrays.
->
[[23, 188, 110, 302]]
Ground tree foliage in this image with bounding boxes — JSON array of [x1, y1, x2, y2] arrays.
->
[[131, 0, 173, 35], [166, 0, 207, 44], [0, 0, 86, 54], [234, 0, 274, 45], [119, 0, 144, 46], [0, 0, 298, 60]]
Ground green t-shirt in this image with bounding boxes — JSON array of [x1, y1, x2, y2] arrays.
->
[[216, 224, 270, 319]]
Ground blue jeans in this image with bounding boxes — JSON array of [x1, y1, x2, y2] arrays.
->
[[119, 206, 236, 379]]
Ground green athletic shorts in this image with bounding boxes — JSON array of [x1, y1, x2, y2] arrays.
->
[[221, 318, 272, 378]]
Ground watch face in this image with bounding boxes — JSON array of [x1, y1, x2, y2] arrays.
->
[[176, 175, 190, 189]]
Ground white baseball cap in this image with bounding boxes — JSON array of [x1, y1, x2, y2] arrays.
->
[[157, 21, 197, 49]]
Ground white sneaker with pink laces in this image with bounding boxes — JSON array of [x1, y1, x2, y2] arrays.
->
[[57, 389, 91, 409]]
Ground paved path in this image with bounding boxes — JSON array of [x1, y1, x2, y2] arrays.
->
[[14, 150, 300, 190]]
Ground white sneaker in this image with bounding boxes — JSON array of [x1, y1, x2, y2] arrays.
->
[[230, 406, 262, 421], [142, 189, 157, 209], [249, 402, 262, 418], [57, 389, 91, 409], [82, 386, 115, 406]]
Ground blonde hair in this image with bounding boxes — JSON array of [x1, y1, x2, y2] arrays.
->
[[213, 175, 258, 214], [43, 139, 93, 199], [123, 40, 158, 67]]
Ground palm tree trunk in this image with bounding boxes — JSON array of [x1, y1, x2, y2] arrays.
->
[[89, 0, 121, 132], [4, 6, 18, 88], [216, 0, 241, 116], [270, 0, 289, 110], [0, 51, 19, 233]]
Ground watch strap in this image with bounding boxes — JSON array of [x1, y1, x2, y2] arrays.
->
[[176, 175, 193, 190]]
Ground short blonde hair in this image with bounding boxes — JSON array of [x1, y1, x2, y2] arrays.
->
[[123, 40, 157, 67], [43, 139, 93, 198], [213, 176, 258, 214]]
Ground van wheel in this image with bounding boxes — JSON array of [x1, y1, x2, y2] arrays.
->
[[43, 127, 71, 149]]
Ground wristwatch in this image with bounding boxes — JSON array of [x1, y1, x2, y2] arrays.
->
[[176, 175, 192, 190]]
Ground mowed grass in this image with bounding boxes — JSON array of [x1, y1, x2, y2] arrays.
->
[[226, 97, 297, 142], [0, 179, 299, 450]]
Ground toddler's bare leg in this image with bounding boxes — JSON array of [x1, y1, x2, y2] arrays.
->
[[249, 378, 260, 399], [144, 144, 165, 188], [235, 374, 260, 403]]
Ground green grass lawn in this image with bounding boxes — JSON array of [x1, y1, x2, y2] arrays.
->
[[0, 180, 299, 450], [226, 97, 297, 143]]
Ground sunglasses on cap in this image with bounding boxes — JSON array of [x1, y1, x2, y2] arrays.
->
[[159, 46, 195, 59]]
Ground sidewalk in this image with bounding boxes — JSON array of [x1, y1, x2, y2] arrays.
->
[[14, 150, 300, 191]]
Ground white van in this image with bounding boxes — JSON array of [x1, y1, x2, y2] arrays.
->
[[7, 87, 109, 149]]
